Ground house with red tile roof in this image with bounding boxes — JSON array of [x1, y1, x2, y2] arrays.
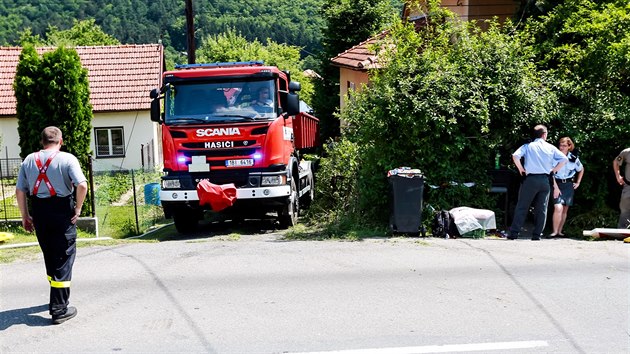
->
[[0, 44, 163, 171], [331, 0, 521, 112]]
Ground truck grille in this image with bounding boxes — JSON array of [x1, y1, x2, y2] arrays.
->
[[191, 170, 250, 187], [181, 148, 257, 158]]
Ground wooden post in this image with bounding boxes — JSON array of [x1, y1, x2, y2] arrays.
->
[[185, 0, 195, 64]]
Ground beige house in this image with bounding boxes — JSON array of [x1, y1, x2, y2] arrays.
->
[[331, 0, 522, 111], [0, 44, 163, 171]]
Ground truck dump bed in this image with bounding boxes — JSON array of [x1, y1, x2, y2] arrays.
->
[[294, 112, 320, 150]]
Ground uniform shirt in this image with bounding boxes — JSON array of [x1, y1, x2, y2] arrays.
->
[[16, 150, 86, 198], [513, 138, 568, 175], [554, 152, 583, 180], [615, 148, 630, 180]]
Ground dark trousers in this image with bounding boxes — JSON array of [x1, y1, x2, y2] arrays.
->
[[31, 196, 76, 316], [510, 174, 551, 238], [619, 187, 630, 229]]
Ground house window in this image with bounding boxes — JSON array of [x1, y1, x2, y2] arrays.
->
[[347, 81, 356, 102], [95, 127, 125, 158]]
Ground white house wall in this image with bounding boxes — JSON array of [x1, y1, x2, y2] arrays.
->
[[0, 118, 21, 159], [91, 111, 160, 172], [0, 111, 161, 172]]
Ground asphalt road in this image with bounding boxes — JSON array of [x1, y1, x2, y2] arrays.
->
[[1, 230, 628, 353]]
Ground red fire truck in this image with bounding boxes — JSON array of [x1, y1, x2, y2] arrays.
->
[[149, 61, 319, 233]]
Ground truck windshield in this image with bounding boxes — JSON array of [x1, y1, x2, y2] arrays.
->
[[164, 80, 277, 125]]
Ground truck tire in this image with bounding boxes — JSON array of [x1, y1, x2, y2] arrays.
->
[[279, 178, 299, 228], [174, 210, 199, 234]]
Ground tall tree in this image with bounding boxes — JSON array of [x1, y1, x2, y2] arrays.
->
[[14, 45, 93, 214], [312, 0, 397, 142], [18, 19, 120, 46], [45, 19, 120, 46], [13, 45, 44, 156], [197, 30, 314, 103]]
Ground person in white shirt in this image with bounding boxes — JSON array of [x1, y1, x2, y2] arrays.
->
[[509, 125, 568, 240]]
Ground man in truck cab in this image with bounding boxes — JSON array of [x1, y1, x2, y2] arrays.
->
[[250, 86, 274, 113]]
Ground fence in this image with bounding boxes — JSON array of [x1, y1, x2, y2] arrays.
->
[[93, 168, 165, 237], [0, 158, 23, 221], [0, 155, 165, 237]]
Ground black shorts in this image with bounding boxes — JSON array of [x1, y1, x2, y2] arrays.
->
[[553, 180, 575, 206]]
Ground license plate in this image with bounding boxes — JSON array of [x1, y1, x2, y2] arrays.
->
[[225, 159, 254, 167]]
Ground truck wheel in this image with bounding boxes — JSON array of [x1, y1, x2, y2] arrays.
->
[[174, 210, 199, 234], [279, 178, 299, 228]]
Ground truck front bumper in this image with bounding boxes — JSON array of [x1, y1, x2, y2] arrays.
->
[[159, 185, 291, 202]]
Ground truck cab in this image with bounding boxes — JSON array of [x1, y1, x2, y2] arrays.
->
[[149, 61, 318, 233]]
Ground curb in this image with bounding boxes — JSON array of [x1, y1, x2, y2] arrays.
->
[[0, 237, 113, 250], [126, 223, 174, 239]]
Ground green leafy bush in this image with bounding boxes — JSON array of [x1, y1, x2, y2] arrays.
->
[[329, 15, 555, 224], [523, 0, 630, 212]]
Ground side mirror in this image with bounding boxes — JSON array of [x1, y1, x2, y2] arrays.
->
[[150, 99, 162, 123], [289, 81, 301, 92], [286, 92, 300, 116]]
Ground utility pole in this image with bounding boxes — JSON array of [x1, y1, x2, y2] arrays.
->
[[185, 0, 195, 64]]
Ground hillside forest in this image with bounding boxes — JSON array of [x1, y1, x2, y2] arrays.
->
[[0, 0, 330, 66]]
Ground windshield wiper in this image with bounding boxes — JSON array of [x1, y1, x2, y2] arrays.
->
[[167, 117, 211, 124], [214, 114, 266, 121], [167, 117, 242, 125]]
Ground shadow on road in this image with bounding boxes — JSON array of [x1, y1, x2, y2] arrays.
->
[[0, 304, 50, 329], [140, 216, 286, 242]]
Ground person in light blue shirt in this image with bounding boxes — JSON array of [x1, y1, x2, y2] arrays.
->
[[549, 137, 584, 237], [509, 125, 568, 240]]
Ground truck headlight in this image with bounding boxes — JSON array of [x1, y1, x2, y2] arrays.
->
[[162, 179, 181, 189], [261, 175, 285, 186]]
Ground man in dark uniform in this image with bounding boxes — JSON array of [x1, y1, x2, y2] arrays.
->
[[16, 126, 87, 324], [509, 125, 568, 240]]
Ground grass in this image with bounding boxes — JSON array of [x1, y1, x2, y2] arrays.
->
[[0, 194, 21, 220], [96, 204, 166, 239], [0, 224, 97, 245], [127, 223, 177, 242], [284, 216, 388, 241]]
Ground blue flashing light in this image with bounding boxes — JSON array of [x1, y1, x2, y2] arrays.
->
[[175, 61, 264, 70], [177, 156, 186, 163], [253, 153, 263, 160]]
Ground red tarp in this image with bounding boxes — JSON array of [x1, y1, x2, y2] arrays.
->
[[197, 180, 237, 211]]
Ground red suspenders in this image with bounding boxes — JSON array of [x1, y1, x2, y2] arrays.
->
[[32, 151, 59, 196]]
